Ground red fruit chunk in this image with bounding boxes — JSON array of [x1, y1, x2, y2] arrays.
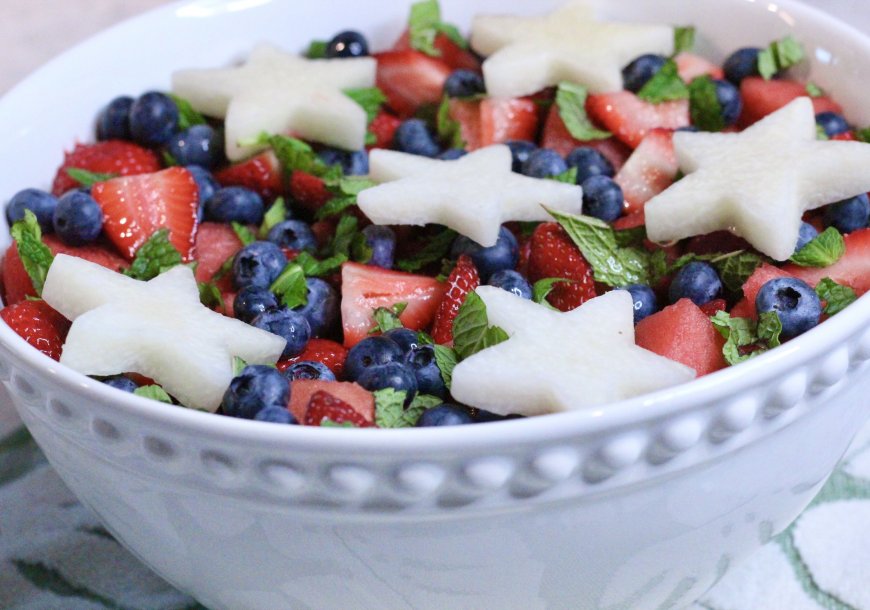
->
[[2, 245, 37, 305], [615, 129, 678, 213], [785, 228, 870, 296], [479, 97, 539, 147], [303, 390, 374, 427], [288, 380, 374, 425], [43, 235, 128, 271], [393, 29, 481, 72], [635, 298, 726, 376], [698, 298, 727, 316], [586, 92, 689, 149], [431, 255, 479, 345], [448, 99, 482, 151], [278, 338, 348, 378], [369, 111, 402, 149], [539, 105, 631, 171], [685, 231, 753, 255], [730, 298, 753, 319], [340, 262, 446, 347], [375, 50, 452, 117], [832, 131, 856, 142], [51, 140, 160, 197], [214, 151, 283, 200], [674, 52, 724, 82], [738, 77, 843, 128], [193, 222, 244, 288], [740, 263, 794, 319], [92, 167, 199, 261], [612, 210, 645, 230], [1, 300, 70, 361], [289, 170, 332, 212], [527, 223, 597, 311]]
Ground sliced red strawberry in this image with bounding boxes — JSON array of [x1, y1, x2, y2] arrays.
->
[[375, 50, 452, 117], [539, 105, 631, 171], [738, 77, 843, 128], [635, 298, 726, 376], [369, 111, 403, 149], [832, 131, 856, 141], [1, 299, 70, 361], [615, 129, 678, 214], [214, 151, 283, 200], [277, 338, 349, 378], [289, 170, 333, 212], [674, 52, 724, 82], [393, 30, 481, 72], [302, 390, 374, 427], [288, 380, 374, 425], [44, 235, 128, 271], [739, 263, 795, 318], [479, 98, 539, 147], [785, 228, 870, 296], [51, 140, 161, 197], [587, 92, 689, 149], [91, 167, 199, 261], [2, 245, 37, 305], [698, 298, 728, 316], [340, 262, 446, 347], [431, 255, 479, 345], [193, 222, 244, 289], [527, 222, 597, 311], [448, 99, 482, 151]]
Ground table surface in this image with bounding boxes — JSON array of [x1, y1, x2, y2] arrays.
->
[[1, 1, 869, 609]]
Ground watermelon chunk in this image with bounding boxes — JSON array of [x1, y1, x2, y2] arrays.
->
[[586, 91, 689, 149], [539, 105, 631, 171], [288, 379, 374, 425], [738, 77, 843, 128], [674, 52, 724, 82], [614, 129, 678, 214], [784, 228, 870, 296]]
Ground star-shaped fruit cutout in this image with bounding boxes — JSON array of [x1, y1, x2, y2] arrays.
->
[[172, 43, 376, 160], [645, 98, 870, 260], [42, 254, 286, 412], [357, 145, 583, 247], [470, 1, 673, 98], [450, 287, 695, 416]]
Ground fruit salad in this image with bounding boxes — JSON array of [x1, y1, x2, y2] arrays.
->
[[3, 0, 870, 428]]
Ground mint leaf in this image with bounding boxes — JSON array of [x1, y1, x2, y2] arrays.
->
[[532, 278, 570, 308], [134, 384, 172, 403], [433, 344, 457, 389], [549, 166, 578, 184], [231, 221, 256, 246], [436, 96, 465, 149], [452, 291, 509, 359], [712, 251, 764, 293], [673, 26, 696, 55], [294, 251, 347, 277], [374, 388, 442, 428], [344, 87, 388, 124], [710, 310, 759, 365], [306, 40, 328, 59], [162, 150, 179, 167], [321, 419, 357, 428], [396, 228, 457, 272], [757, 311, 782, 348], [329, 214, 361, 257], [232, 356, 247, 377], [168, 93, 207, 130], [65, 167, 117, 187], [789, 227, 845, 267], [649, 249, 670, 286], [10, 210, 54, 295], [855, 127, 870, 143], [259, 197, 287, 238], [408, 0, 466, 57], [198, 281, 224, 312], [315, 176, 377, 220], [806, 82, 823, 98], [270, 264, 308, 309], [815, 277, 857, 315], [556, 82, 611, 141], [350, 232, 373, 264], [637, 59, 689, 104], [614, 225, 647, 248], [816, 124, 830, 141], [315, 194, 356, 219], [369, 303, 407, 334], [688, 75, 724, 132], [122, 229, 182, 281], [255, 133, 332, 179], [548, 208, 650, 286], [758, 35, 805, 80]]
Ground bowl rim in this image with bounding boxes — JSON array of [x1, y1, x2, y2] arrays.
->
[[2, 0, 870, 454]]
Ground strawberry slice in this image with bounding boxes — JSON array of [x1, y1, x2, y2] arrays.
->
[[193, 222, 244, 288], [393, 29, 481, 72], [278, 338, 349, 378], [448, 99, 482, 151], [527, 222, 597, 311], [92, 167, 199, 261], [586, 92, 689, 149], [369, 111, 403, 149], [51, 140, 161, 197], [832, 131, 856, 142], [289, 170, 333, 212], [479, 98, 539, 147], [785, 228, 870, 296], [375, 50, 452, 117], [340, 262, 446, 347], [615, 129, 679, 214], [214, 151, 283, 200], [539, 105, 631, 171], [1, 299, 70, 361], [674, 52, 724, 82], [431, 255, 479, 345], [738, 77, 843, 128], [290, 381, 374, 426]]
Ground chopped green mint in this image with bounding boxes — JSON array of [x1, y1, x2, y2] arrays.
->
[[757, 35, 805, 80], [65, 168, 117, 187], [270, 264, 308, 309], [408, 0, 467, 57], [396, 228, 457, 272], [688, 75, 724, 132], [259, 197, 287, 239], [452, 291, 509, 359], [673, 26, 696, 55], [369, 303, 407, 334], [133, 384, 173, 404], [10, 210, 54, 296], [637, 59, 689, 104], [231, 221, 256, 246], [306, 40, 328, 59], [555, 81, 611, 141], [436, 96, 465, 149], [168, 93, 207, 130], [815, 277, 857, 315], [433, 344, 458, 389], [789, 227, 845, 267], [122, 229, 182, 281]]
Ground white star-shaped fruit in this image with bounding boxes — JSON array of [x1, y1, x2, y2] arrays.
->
[[470, 1, 673, 98], [172, 43, 376, 160], [42, 254, 286, 412], [450, 288, 695, 417], [357, 145, 583, 247], [645, 98, 870, 261]]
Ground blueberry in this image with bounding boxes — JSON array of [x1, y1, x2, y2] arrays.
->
[[357, 361, 418, 399], [505, 140, 537, 173], [293, 278, 338, 337], [101, 374, 139, 393], [416, 404, 474, 426], [622, 54, 667, 93], [823, 193, 870, 233], [723, 47, 761, 85], [581, 175, 623, 222], [362, 224, 396, 268], [444, 69, 486, 98], [345, 336, 404, 381], [6, 188, 58, 232], [668, 261, 722, 305], [521, 148, 567, 179], [234, 286, 279, 323], [53, 191, 103, 245], [186, 165, 220, 204], [622, 284, 658, 324], [404, 344, 446, 397], [167, 124, 222, 168], [96, 95, 134, 141], [250, 307, 311, 359], [488, 269, 532, 299], [129, 91, 179, 147], [676, 125, 700, 133], [472, 408, 522, 423], [714, 80, 742, 127], [566, 147, 614, 183], [755, 277, 822, 339], [267, 219, 317, 252], [221, 364, 290, 419], [383, 328, 422, 354], [795, 221, 818, 253], [318, 148, 369, 175], [232, 241, 287, 290], [393, 119, 440, 157], [816, 112, 850, 137], [450, 225, 519, 282], [253, 406, 298, 424], [437, 148, 467, 161], [283, 360, 336, 382], [205, 186, 264, 225], [326, 30, 369, 58]]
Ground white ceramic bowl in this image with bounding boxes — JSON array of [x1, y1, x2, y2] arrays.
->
[[2, 1, 870, 608]]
